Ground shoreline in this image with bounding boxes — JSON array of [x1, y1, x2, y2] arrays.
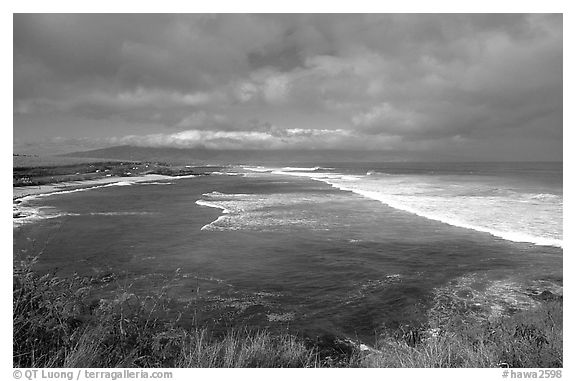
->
[[13, 174, 175, 201], [12, 170, 210, 226], [12, 158, 224, 201], [12, 174, 179, 227]]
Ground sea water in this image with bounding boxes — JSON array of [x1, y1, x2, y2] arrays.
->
[[13, 162, 562, 343]]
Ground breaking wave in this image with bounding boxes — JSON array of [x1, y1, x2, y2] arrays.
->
[[266, 168, 563, 248]]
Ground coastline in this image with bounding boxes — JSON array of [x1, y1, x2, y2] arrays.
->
[[12, 162, 563, 368], [12, 159, 218, 225], [13, 174, 174, 200], [12, 174, 179, 227]]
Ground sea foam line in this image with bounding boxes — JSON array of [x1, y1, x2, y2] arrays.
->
[[195, 199, 232, 214], [343, 187, 563, 248], [195, 199, 233, 231], [281, 166, 321, 172], [269, 168, 563, 249]]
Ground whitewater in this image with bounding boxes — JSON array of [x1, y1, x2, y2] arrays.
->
[[243, 165, 562, 248]]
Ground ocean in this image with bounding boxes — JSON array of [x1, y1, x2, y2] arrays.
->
[[13, 161, 563, 344]]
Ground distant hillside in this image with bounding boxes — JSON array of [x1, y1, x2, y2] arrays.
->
[[13, 154, 122, 168], [60, 145, 436, 165]]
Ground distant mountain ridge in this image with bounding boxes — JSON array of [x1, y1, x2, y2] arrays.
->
[[61, 145, 442, 165]]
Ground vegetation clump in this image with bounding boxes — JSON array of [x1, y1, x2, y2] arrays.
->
[[359, 299, 562, 368]]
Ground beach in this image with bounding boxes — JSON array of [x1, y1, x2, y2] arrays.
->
[[12, 158, 223, 225]]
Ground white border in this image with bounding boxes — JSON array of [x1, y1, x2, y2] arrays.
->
[[4, 3, 572, 379]]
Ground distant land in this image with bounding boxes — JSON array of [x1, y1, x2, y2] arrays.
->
[[13, 153, 123, 168], [60, 145, 475, 165]]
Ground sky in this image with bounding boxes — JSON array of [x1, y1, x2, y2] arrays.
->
[[13, 13, 563, 160]]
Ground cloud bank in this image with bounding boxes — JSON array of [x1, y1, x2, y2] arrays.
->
[[14, 14, 562, 160]]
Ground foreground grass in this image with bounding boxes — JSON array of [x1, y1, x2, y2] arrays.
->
[[14, 258, 562, 368], [13, 258, 317, 368], [360, 299, 562, 367]]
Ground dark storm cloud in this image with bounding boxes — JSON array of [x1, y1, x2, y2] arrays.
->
[[13, 14, 562, 158]]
